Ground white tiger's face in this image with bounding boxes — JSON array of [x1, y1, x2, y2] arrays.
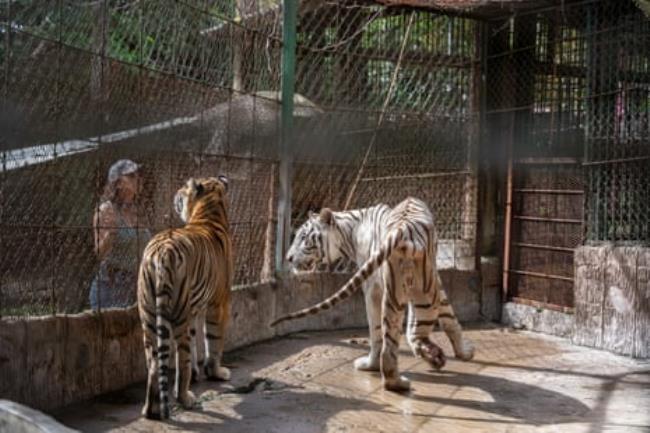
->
[[286, 209, 338, 273], [174, 175, 228, 223]]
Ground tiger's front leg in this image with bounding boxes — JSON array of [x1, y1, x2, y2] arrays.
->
[[204, 302, 230, 381], [354, 280, 382, 371]]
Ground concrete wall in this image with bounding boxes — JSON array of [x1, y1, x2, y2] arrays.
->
[[501, 302, 574, 338], [0, 267, 494, 413], [501, 246, 650, 359], [0, 273, 364, 413], [573, 246, 650, 358]]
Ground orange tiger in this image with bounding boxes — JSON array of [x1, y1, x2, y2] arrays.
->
[[137, 176, 232, 420]]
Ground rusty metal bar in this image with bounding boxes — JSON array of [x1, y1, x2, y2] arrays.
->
[[514, 215, 583, 224], [511, 297, 575, 314], [582, 155, 650, 166], [514, 188, 584, 195], [512, 242, 575, 253], [360, 170, 471, 182], [508, 269, 574, 282], [502, 128, 514, 303], [514, 157, 582, 165]]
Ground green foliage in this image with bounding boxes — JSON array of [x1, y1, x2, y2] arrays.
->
[[4, 1, 233, 68]]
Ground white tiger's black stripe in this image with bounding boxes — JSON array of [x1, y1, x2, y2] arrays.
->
[[271, 225, 408, 326]]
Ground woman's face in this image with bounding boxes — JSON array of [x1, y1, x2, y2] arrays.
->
[[116, 172, 141, 204]]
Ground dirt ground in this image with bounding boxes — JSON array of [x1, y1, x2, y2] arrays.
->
[[55, 324, 650, 433]]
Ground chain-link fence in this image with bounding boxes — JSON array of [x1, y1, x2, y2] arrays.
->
[[290, 4, 480, 273], [0, 1, 480, 317], [2, 0, 646, 317], [487, 0, 649, 309], [583, 0, 650, 244], [1, 1, 286, 315]]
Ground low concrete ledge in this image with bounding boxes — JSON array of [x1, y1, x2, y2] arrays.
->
[[0, 268, 484, 413], [501, 302, 574, 339], [0, 274, 366, 413], [0, 400, 78, 433]]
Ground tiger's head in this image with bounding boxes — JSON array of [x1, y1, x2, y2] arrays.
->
[[174, 175, 229, 223], [286, 208, 343, 273]]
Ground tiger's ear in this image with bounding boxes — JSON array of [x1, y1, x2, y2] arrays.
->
[[188, 178, 204, 196], [319, 208, 334, 225], [217, 174, 229, 192]]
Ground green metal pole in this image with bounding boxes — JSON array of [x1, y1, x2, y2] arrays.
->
[[275, 0, 297, 274]]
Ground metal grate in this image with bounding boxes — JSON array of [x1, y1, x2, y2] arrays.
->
[[584, 0, 650, 243]]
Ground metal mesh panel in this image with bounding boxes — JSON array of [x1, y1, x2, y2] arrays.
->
[[488, 0, 649, 309], [584, 0, 650, 243], [0, 1, 480, 316], [290, 5, 480, 272], [0, 1, 283, 315]]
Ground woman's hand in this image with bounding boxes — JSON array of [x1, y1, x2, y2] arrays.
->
[[93, 203, 118, 261]]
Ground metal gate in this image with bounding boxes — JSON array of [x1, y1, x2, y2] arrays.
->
[[488, 6, 590, 312]]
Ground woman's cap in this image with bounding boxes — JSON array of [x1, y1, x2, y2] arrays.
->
[[108, 159, 141, 184]]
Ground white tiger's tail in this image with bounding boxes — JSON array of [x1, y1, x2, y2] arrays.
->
[[270, 228, 408, 327]]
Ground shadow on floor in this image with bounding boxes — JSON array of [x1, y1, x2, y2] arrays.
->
[[405, 370, 591, 425]]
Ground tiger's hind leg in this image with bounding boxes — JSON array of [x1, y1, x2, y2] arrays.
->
[[354, 280, 382, 372], [174, 323, 197, 410], [436, 274, 475, 361], [406, 260, 446, 370], [142, 328, 162, 419], [204, 302, 230, 381], [190, 314, 202, 383], [380, 261, 410, 392]]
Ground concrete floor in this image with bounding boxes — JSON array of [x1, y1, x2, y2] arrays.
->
[[55, 325, 650, 433]]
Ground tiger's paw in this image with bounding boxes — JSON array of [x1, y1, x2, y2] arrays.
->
[[142, 402, 168, 420], [178, 390, 197, 410], [205, 359, 231, 381], [383, 375, 411, 392], [454, 340, 475, 361], [215, 366, 231, 381], [419, 339, 446, 370], [354, 355, 380, 371]]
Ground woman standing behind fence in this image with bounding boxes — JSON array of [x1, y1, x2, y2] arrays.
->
[[90, 159, 152, 310]]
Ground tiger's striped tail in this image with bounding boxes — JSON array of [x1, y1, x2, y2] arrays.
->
[[155, 251, 174, 420], [270, 229, 404, 327]]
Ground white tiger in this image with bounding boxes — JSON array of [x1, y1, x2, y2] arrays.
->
[[271, 197, 474, 391]]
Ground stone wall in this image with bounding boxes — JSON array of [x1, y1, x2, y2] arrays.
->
[[0, 273, 364, 413], [500, 245, 650, 359], [0, 267, 491, 413], [501, 302, 574, 338], [573, 246, 650, 358]]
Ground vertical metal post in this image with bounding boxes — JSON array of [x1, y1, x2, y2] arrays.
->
[[0, 0, 10, 316], [275, 0, 297, 274]]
